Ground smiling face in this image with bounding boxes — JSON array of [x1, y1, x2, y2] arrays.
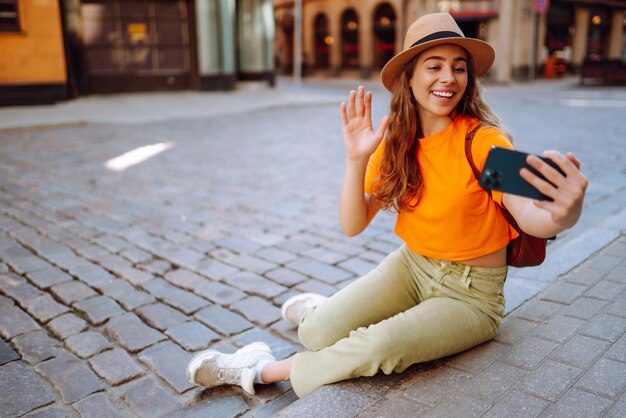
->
[[409, 44, 469, 132]]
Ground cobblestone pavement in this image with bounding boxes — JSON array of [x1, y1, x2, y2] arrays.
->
[[0, 78, 625, 417]]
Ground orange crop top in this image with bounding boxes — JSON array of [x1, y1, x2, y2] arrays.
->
[[364, 114, 519, 261]]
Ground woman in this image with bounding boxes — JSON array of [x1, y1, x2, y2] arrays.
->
[[185, 13, 587, 398]]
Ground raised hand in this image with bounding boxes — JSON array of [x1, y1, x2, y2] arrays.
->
[[340, 86, 389, 162]]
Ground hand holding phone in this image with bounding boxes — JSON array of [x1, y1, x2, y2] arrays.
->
[[479, 147, 565, 201]]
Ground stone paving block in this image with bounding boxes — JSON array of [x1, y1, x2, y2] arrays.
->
[[402, 366, 473, 407], [264, 268, 308, 287], [164, 269, 206, 290], [0, 362, 56, 416], [136, 303, 189, 331], [0, 337, 20, 365], [586, 253, 623, 271], [72, 263, 117, 287], [234, 328, 297, 360], [286, 258, 353, 284], [162, 248, 207, 270], [513, 299, 563, 323], [540, 281, 587, 305], [516, 359, 583, 401], [164, 287, 210, 314], [120, 246, 152, 264], [194, 305, 253, 336], [585, 279, 626, 301], [36, 353, 106, 404], [73, 296, 124, 325], [606, 391, 626, 418], [194, 280, 247, 305], [216, 236, 263, 254], [222, 254, 278, 275], [294, 279, 338, 297], [481, 390, 549, 418], [577, 357, 626, 398], [23, 293, 69, 323], [300, 247, 348, 265], [165, 321, 220, 351], [561, 297, 609, 320], [231, 296, 282, 326], [94, 234, 130, 253], [195, 258, 239, 280], [6, 255, 51, 275], [88, 348, 144, 386], [141, 278, 209, 314], [138, 341, 194, 393], [447, 340, 510, 373], [580, 313, 626, 342], [255, 247, 298, 264], [50, 281, 98, 305], [337, 257, 377, 277], [47, 313, 88, 340], [423, 391, 492, 418], [224, 271, 287, 298], [1, 272, 44, 302], [0, 299, 41, 338], [358, 250, 387, 264], [275, 239, 314, 255], [115, 289, 156, 311], [605, 333, 626, 363], [501, 336, 560, 370], [542, 387, 612, 418], [137, 258, 172, 275], [12, 330, 64, 364], [105, 312, 166, 352], [97, 279, 133, 297], [65, 331, 113, 359], [531, 314, 585, 343], [26, 407, 70, 418], [550, 334, 610, 368], [563, 265, 608, 287], [605, 293, 626, 318], [72, 392, 127, 418], [162, 395, 249, 418], [459, 360, 527, 402], [358, 393, 429, 418], [26, 267, 73, 289], [122, 377, 179, 417], [0, 262, 7, 274]]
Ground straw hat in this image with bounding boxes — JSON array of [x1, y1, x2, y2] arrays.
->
[[380, 13, 495, 92]]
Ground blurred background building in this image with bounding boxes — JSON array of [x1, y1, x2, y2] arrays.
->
[[0, 0, 275, 105], [274, 0, 626, 83], [0, 0, 624, 105]]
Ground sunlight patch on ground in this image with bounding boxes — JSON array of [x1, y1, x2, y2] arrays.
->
[[105, 142, 173, 172]]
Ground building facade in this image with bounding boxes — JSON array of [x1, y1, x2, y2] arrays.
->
[[0, 0, 69, 105], [0, 0, 275, 105], [273, 0, 626, 83]]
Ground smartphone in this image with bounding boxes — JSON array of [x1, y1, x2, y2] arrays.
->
[[479, 147, 564, 201]]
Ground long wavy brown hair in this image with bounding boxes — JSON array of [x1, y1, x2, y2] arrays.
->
[[373, 50, 505, 212]]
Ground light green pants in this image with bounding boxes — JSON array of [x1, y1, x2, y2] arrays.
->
[[290, 244, 507, 397]]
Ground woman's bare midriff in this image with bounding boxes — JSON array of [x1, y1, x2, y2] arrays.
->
[[460, 246, 507, 268]]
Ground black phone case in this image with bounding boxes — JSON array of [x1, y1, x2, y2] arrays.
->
[[479, 147, 564, 201]]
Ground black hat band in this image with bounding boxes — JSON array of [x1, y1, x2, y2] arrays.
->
[[410, 31, 463, 48]]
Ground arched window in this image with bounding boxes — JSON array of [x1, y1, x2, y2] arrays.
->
[[341, 9, 359, 68], [373, 3, 396, 68], [314, 13, 330, 69]]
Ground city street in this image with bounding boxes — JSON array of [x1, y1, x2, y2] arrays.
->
[[0, 77, 625, 417]]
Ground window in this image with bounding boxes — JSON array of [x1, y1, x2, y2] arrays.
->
[[0, 0, 20, 33]]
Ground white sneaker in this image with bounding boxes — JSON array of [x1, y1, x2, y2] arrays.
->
[[186, 342, 275, 395], [281, 293, 328, 326]]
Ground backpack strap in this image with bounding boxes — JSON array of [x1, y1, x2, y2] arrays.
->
[[464, 123, 488, 190]]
